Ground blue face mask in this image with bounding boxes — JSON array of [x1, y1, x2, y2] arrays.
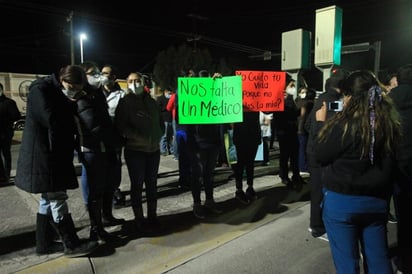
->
[[165, 94, 171, 99]]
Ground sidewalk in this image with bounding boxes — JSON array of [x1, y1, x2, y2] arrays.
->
[[1, 145, 304, 273]]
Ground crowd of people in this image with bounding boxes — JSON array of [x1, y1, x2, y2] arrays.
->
[[1, 62, 411, 273]]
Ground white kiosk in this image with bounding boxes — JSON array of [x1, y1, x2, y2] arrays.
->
[[281, 28, 311, 99], [314, 5, 343, 89]]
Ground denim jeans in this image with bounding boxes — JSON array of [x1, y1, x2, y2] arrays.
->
[[323, 192, 392, 274], [176, 129, 192, 182], [124, 149, 160, 211], [38, 191, 69, 223], [160, 121, 173, 154], [171, 120, 178, 159]]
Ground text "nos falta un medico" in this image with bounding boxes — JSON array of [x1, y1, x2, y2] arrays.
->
[[179, 80, 242, 117]]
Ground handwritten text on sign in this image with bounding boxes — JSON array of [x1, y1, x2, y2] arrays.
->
[[235, 70, 286, 112], [177, 76, 243, 124]]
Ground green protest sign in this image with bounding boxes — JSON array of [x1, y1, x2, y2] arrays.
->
[[177, 76, 243, 124]]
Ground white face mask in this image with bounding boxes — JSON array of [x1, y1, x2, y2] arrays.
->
[[286, 87, 296, 96], [299, 92, 307, 99], [100, 75, 109, 86], [128, 82, 144, 95], [62, 88, 79, 99], [87, 75, 102, 89]]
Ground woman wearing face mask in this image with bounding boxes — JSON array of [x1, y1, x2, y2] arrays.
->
[[295, 87, 316, 176], [272, 77, 306, 188], [15, 65, 98, 257], [115, 72, 164, 233], [76, 62, 123, 244]]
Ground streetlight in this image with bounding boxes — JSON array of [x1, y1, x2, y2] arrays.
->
[[79, 33, 87, 63]]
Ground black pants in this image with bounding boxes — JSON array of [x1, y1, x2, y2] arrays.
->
[[277, 131, 299, 180], [234, 142, 259, 189], [0, 135, 12, 179], [393, 162, 412, 272], [307, 154, 325, 232]]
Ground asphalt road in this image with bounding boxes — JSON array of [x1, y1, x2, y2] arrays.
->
[[1, 131, 398, 274]]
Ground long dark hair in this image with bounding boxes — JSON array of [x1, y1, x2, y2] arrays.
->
[[318, 70, 401, 162]]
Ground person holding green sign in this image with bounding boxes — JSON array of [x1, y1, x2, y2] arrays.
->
[[190, 70, 224, 218]]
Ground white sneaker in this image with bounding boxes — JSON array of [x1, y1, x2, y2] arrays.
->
[[299, 171, 310, 178], [318, 233, 329, 242]]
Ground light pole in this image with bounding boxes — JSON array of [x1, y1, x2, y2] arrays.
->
[[79, 33, 87, 63], [66, 11, 75, 65]]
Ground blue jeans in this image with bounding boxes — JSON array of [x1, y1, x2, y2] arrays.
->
[[39, 191, 69, 223], [124, 149, 160, 212], [80, 165, 88, 203], [160, 121, 173, 154], [172, 120, 178, 159], [323, 192, 392, 274], [176, 129, 192, 182]]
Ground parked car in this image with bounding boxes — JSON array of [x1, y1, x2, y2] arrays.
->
[[13, 116, 25, 131]]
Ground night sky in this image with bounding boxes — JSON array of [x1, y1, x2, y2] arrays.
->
[[0, 0, 411, 82]]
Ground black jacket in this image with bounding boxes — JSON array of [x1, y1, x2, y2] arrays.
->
[[0, 94, 21, 139], [389, 84, 412, 162], [389, 84, 412, 186], [15, 74, 79, 193], [305, 88, 341, 167], [76, 87, 117, 152], [194, 124, 223, 149], [233, 111, 261, 147], [115, 91, 164, 152], [272, 95, 299, 136], [314, 122, 394, 199], [157, 94, 172, 123]]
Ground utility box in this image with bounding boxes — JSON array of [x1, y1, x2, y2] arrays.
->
[[314, 5, 343, 66], [281, 29, 311, 71]]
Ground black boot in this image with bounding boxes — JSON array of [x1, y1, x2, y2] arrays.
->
[[88, 200, 117, 243], [51, 214, 98, 258], [102, 191, 125, 226], [35, 213, 64, 255], [113, 188, 126, 208], [132, 205, 146, 232], [147, 200, 159, 224]]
